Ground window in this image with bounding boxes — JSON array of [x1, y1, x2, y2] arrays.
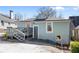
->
[[8, 22, 10, 25], [1, 20, 4, 26], [46, 22, 53, 33]]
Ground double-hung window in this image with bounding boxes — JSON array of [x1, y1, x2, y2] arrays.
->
[[46, 22, 53, 33]]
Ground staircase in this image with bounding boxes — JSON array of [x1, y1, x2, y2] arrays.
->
[[7, 27, 26, 41]]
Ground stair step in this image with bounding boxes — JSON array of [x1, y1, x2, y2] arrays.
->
[[14, 34, 25, 41], [7, 27, 26, 41]]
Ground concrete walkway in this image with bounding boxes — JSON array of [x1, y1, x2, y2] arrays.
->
[[0, 39, 70, 53]]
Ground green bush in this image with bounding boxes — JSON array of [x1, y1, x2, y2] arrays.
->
[[3, 32, 8, 40], [70, 41, 79, 53]]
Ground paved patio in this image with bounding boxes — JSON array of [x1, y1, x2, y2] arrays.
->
[[0, 38, 70, 53]]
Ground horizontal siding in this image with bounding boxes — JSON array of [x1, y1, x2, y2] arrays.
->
[[32, 22, 55, 41], [54, 22, 70, 44], [32, 21, 70, 44]]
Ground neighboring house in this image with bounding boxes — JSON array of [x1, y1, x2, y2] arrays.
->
[[0, 13, 17, 36], [69, 16, 79, 27], [73, 26, 79, 40], [16, 18, 72, 45], [69, 16, 79, 40], [15, 20, 32, 31]]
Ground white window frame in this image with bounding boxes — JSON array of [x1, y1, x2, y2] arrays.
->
[[46, 22, 53, 33]]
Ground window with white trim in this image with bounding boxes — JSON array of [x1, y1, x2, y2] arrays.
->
[[1, 20, 4, 26], [46, 22, 53, 33]]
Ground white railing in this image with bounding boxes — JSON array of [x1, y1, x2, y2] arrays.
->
[[7, 27, 26, 41]]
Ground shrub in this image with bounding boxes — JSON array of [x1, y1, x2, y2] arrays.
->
[[3, 32, 8, 40], [70, 41, 79, 53]]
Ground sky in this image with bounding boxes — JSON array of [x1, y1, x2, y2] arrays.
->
[[0, 6, 79, 20], [0, 0, 79, 6]]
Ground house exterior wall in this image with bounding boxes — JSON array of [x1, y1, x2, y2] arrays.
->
[[53, 22, 70, 44], [0, 14, 17, 37], [0, 22, 17, 29], [69, 16, 79, 27], [0, 20, 17, 34], [32, 21, 70, 44], [0, 21, 9, 30], [74, 29, 79, 40]]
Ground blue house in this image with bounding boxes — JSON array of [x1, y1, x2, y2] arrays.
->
[[30, 18, 72, 45]]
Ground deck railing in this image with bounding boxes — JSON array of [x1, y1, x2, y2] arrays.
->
[[7, 27, 26, 41]]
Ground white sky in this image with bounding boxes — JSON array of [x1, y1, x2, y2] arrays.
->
[[0, 0, 79, 6]]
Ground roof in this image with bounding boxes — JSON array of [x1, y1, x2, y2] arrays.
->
[[46, 17, 63, 20], [69, 16, 79, 27], [69, 16, 79, 18], [30, 17, 62, 21], [17, 18, 34, 22], [0, 13, 15, 23], [75, 26, 79, 29], [15, 17, 70, 23], [19, 20, 33, 22], [34, 17, 69, 21], [34, 19, 45, 21], [34, 20, 70, 23], [34, 17, 70, 22]]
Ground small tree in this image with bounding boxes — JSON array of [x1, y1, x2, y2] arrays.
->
[[36, 7, 56, 19], [58, 12, 63, 19]]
